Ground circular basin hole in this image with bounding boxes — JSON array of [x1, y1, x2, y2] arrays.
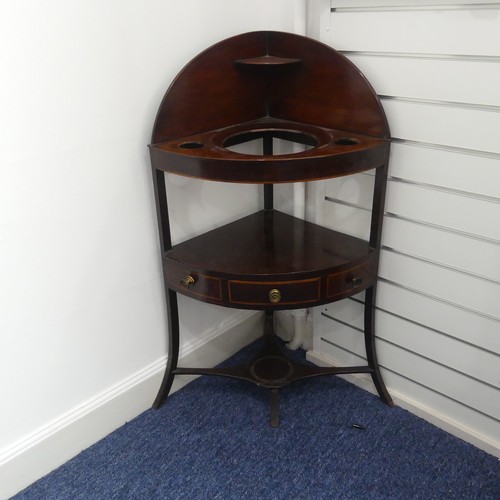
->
[[335, 137, 360, 146], [223, 129, 318, 156], [178, 141, 204, 149]]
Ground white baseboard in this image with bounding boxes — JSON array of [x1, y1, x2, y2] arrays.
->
[[0, 311, 263, 500], [306, 350, 500, 459]]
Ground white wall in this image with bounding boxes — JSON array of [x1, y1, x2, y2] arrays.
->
[[308, 0, 500, 457], [0, 1, 305, 496]]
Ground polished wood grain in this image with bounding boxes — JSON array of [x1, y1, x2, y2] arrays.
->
[[164, 210, 377, 310], [150, 30, 393, 414], [234, 55, 302, 67], [150, 117, 389, 183], [151, 31, 388, 146], [150, 31, 389, 184]]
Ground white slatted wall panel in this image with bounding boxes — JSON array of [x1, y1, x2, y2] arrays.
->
[[309, 1, 500, 455]]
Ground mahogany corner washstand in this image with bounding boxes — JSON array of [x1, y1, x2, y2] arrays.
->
[[148, 31, 394, 426]]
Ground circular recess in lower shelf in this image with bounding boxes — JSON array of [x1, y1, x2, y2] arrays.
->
[[250, 355, 294, 385]]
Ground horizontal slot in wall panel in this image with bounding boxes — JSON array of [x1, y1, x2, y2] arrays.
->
[[322, 282, 500, 357], [329, 9, 500, 56], [385, 181, 500, 242], [318, 325, 500, 419], [325, 171, 375, 209], [322, 298, 365, 330], [377, 311, 499, 389], [378, 368, 500, 450], [317, 334, 500, 446], [389, 143, 500, 200], [320, 320, 366, 361], [331, 1, 500, 8], [379, 250, 500, 320], [321, 0, 500, 454], [345, 54, 500, 107], [381, 341, 500, 419], [377, 281, 500, 354], [316, 342, 500, 449], [317, 328, 365, 366], [382, 216, 500, 282], [322, 303, 499, 388], [324, 200, 371, 240], [382, 99, 500, 154]]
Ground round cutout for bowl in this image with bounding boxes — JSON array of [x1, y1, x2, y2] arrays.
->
[[223, 129, 318, 156]]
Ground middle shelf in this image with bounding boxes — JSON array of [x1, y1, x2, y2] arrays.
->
[[165, 209, 377, 310]]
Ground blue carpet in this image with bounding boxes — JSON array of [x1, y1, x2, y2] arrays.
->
[[15, 339, 499, 499]]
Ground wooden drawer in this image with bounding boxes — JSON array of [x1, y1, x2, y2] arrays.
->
[[228, 278, 321, 307], [166, 251, 378, 308], [165, 261, 223, 303], [326, 257, 377, 300]]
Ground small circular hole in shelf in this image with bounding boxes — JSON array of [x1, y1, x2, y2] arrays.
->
[[335, 137, 360, 146], [178, 141, 204, 149]]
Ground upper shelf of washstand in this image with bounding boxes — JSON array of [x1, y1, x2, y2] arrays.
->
[[149, 117, 389, 183], [149, 31, 390, 183]]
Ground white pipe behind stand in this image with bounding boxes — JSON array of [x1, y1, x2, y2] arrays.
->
[[288, 180, 308, 350]]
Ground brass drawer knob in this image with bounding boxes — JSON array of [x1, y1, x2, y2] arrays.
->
[[180, 275, 196, 288], [351, 277, 363, 287], [269, 288, 281, 304]]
